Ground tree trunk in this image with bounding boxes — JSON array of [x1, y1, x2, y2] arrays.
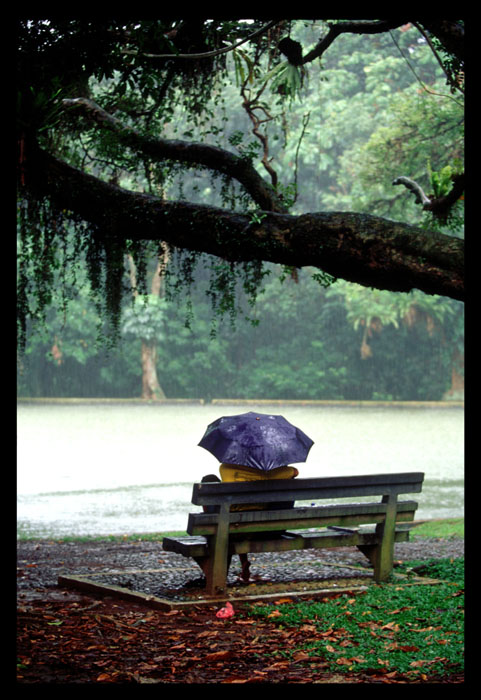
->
[[141, 341, 166, 400], [443, 349, 464, 400], [127, 254, 167, 400]]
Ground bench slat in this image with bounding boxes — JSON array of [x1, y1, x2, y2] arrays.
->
[[192, 472, 424, 506], [187, 500, 418, 535]]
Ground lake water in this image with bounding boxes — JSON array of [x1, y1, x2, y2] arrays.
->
[[16, 401, 464, 538]]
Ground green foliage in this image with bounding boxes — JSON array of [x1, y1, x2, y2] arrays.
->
[[328, 281, 456, 334], [121, 295, 167, 342], [273, 24, 464, 223], [428, 162, 459, 199], [355, 90, 464, 224], [17, 83, 64, 134], [17, 261, 464, 401], [232, 48, 256, 87], [266, 61, 305, 101], [311, 270, 337, 288]]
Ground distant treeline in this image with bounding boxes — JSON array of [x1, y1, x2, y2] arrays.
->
[[17, 262, 464, 402]]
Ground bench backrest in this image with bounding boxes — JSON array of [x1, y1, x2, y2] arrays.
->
[[187, 472, 424, 536], [191, 472, 424, 508]]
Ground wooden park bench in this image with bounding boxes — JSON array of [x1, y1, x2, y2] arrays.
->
[[162, 472, 424, 597]]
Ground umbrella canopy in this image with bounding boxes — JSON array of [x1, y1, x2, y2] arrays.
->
[[198, 411, 314, 471]]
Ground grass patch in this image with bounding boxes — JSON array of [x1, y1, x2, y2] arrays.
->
[[246, 557, 464, 679], [16, 531, 188, 543], [412, 518, 464, 540]]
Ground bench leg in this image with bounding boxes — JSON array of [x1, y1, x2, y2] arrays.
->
[[373, 495, 397, 582], [204, 503, 231, 596]]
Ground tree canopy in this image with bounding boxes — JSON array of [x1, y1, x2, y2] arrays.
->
[[17, 19, 464, 349]]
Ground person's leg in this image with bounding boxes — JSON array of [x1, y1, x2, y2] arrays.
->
[[239, 553, 250, 582]]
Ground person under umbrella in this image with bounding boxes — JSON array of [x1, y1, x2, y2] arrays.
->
[[198, 412, 314, 583]]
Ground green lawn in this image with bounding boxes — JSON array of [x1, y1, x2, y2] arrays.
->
[[411, 518, 464, 540], [245, 556, 464, 679]]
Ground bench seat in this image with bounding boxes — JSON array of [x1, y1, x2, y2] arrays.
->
[[163, 523, 412, 559]]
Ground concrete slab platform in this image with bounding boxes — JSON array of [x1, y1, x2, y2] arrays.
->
[[58, 567, 443, 611]]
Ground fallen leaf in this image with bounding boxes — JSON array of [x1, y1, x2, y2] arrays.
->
[[263, 661, 290, 671], [96, 673, 114, 682], [234, 620, 255, 625], [204, 650, 233, 662], [381, 622, 399, 631]]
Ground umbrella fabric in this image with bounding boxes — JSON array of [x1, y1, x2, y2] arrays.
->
[[198, 411, 314, 471]]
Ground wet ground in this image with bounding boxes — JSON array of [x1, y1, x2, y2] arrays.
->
[[16, 537, 465, 684], [17, 536, 464, 605]]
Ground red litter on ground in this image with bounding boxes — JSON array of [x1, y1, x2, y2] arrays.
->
[[216, 602, 235, 619]]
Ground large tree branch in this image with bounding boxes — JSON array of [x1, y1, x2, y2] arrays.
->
[[121, 20, 280, 60], [302, 20, 408, 64], [301, 20, 464, 82], [418, 20, 464, 64], [62, 97, 287, 213], [24, 146, 464, 301]]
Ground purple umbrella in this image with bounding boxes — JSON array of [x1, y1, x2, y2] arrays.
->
[[198, 411, 314, 471]]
